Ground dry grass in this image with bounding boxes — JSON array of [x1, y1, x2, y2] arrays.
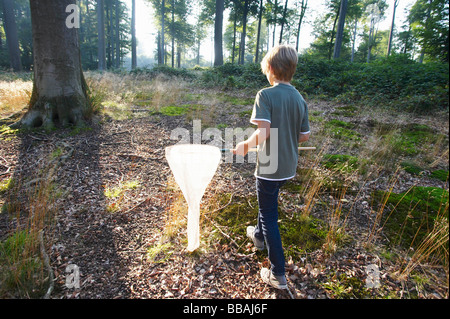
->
[[0, 78, 32, 118]]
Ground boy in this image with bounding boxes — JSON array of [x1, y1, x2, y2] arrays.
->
[[233, 45, 310, 289]]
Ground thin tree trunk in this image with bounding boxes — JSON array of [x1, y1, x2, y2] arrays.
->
[[115, 0, 121, 68], [160, 0, 165, 65], [387, 0, 398, 57], [279, 0, 288, 44], [333, 0, 348, 59], [239, 0, 249, 64], [171, 0, 174, 67], [295, 0, 307, 52], [255, 0, 263, 63], [1, 0, 22, 71], [97, 0, 106, 70], [232, 13, 237, 64], [351, 18, 357, 62], [328, 4, 340, 60], [272, 0, 278, 47], [131, 0, 137, 69], [214, 0, 224, 66]]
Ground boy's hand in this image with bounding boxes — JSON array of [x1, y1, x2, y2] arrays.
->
[[232, 141, 248, 156]]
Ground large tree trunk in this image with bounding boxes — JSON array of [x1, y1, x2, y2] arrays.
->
[[1, 0, 22, 71], [17, 0, 89, 129]]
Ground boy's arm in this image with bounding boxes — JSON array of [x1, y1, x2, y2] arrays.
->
[[233, 121, 271, 156], [299, 132, 310, 143]]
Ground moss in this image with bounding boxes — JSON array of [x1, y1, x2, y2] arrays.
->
[[159, 104, 204, 117], [401, 161, 424, 175], [331, 105, 358, 117], [279, 215, 327, 257], [212, 194, 327, 257], [390, 124, 437, 156], [372, 186, 449, 249], [324, 120, 361, 141], [430, 169, 449, 182], [322, 154, 359, 173], [322, 272, 372, 299]]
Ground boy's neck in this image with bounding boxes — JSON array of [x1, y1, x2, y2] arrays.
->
[[272, 79, 291, 86]]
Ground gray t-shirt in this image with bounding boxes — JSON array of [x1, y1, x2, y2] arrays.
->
[[250, 83, 310, 180]]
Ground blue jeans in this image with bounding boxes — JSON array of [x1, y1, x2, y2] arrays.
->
[[254, 178, 286, 276]]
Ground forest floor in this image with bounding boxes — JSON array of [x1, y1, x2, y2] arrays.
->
[[0, 73, 448, 299]]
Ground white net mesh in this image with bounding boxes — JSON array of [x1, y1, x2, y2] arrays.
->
[[165, 144, 221, 251]]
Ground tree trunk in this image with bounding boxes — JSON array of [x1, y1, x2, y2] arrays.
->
[[328, 4, 340, 60], [214, 0, 224, 66], [351, 18, 357, 62], [17, 0, 90, 129], [387, 0, 398, 57], [97, 0, 106, 70], [333, 0, 348, 59], [160, 0, 165, 65], [272, 0, 278, 47], [115, 0, 121, 68], [255, 0, 264, 63], [1, 0, 22, 71], [279, 0, 288, 44], [239, 0, 249, 64], [171, 0, 175, 68], [131, 0, 137, 69], [231, 12, 237, 64], [295, 0, 307, 52], [106, 1, 112, 68]]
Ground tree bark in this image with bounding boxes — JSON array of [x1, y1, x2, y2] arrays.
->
[[328, 3, 340, 60], [214, 0, 224, 66], [279, 0, 288, 44], [255, 0, 264, 63], [387, 0, 398, 57], [333, 0, 348, 59], [239, 0, 249, 64], [17, 0, 89, 129], [160, 0, 165, 65], [115, 0, 121, 68], [171, 0, 175, 68], [1, 0, 22, 71], [131, 0, 137, 69], [295, 0, 307, 53], [97, 0, 106, 70]]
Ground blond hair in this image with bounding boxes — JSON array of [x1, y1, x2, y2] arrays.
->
[[261, 45, 298, 82]]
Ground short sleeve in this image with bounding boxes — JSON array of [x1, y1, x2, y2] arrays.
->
[[300, 103, 310, 134], [250, 91, 271, 125]]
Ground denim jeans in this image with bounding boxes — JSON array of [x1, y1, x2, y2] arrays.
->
[[254, 178, 286, 276]]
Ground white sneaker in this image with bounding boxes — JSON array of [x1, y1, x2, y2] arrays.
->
[[260, 268, 287, 290], [246, 226, 265, 250]]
